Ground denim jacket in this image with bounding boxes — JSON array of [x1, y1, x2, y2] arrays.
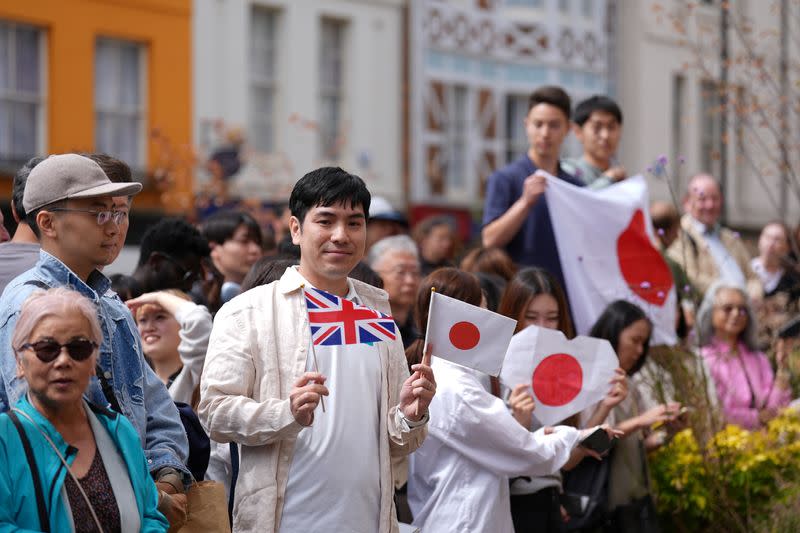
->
[[0, 250, 189, 476]]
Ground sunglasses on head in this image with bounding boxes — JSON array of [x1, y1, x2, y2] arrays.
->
[[18, 338, 98, 363]]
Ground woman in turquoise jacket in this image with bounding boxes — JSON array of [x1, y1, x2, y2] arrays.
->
[[0, 287, 168, 532]]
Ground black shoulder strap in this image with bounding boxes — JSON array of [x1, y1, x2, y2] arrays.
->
[[9, 411, 50, 533], [24, 279, 49, 290], [228, 442, 240, 526], [95, 364, 122, 413]]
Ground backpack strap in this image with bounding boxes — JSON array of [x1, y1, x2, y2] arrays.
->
[[228, 442, 240, 526], [9, 411, 50, 532], [94, 365, 122, 413]]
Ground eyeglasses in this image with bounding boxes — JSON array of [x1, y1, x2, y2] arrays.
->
[[48, 208, 128, 226], [383, 267, 422, 280], [18, 338, 98, 363], [716, 304, 748, 316], [159, 253, 200, 285]]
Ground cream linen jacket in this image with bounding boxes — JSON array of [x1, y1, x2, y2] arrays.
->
[[667, 214, 762, 299], [199, 267, 427, 533]]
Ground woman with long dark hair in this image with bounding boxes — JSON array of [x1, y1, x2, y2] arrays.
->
[[578, 300, 681, 532]]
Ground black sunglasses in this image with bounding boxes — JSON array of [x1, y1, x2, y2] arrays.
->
[[18, 338, 98, 363]]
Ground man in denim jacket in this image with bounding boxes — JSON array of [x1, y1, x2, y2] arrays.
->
[[0, 154, 190, 521]]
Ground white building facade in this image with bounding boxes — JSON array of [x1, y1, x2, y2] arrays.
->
[[193, 0, 406, 204], [616, 0, 800, 228], [408, 0, 613, 209]]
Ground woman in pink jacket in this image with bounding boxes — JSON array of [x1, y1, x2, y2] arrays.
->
[[696, 281, 791, 429]]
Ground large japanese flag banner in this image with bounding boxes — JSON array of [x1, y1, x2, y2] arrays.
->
[[500, 325, 618, 426], [426, 291, 517, 376], [544, 174, 677, 345]]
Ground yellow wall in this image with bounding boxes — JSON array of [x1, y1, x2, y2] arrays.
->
[[0, 0, 192, 213]]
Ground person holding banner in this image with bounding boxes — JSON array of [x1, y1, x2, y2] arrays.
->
[[199, 167, 434, 533], [579, 300, 682, 532], [406, 268, 618, 533], [497, 267, 629, 532], [481, 85, 584, 291]]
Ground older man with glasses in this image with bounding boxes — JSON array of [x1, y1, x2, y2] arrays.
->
[[367, 234, 423, 350], [0, 153, 192, 526]]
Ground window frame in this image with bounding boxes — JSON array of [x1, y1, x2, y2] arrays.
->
[[94, 37, 148, 168]]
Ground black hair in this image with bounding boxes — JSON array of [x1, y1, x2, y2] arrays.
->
[[349, 261, 384, 290], [476, 272, 506, 313], [109, 273, 142, 301], [289, 167, 370, 224], [13, 156, 45, 225], [572, 95, 623, 126], [137, 218, 211, 266], [84, 153, 133, 183], [26, 200, 65, 240], [588, 300, 651, 375], [240, 256, 298, 292], [200, 210, 263, 246], [528, 86, 572, 121]]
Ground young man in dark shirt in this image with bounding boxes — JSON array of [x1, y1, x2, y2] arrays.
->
[[482, 85, 583, 289]]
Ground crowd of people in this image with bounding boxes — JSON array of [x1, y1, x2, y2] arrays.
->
[[0, 84, 798, 533]]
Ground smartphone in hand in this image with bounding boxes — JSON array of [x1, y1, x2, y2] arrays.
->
[[579, 427, 615, 455]]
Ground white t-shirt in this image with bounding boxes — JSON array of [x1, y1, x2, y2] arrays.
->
[[279, 283, 383, 533]]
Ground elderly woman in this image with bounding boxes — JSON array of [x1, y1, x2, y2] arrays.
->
[[367, 235, 422, 349], [697, 281, 792, 429], [0, 288, 168, 531]]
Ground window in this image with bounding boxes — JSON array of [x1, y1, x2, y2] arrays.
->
[[95, 38, 146, 167], [250, 8, 278, 153], [444, 85, 469, 189], [0, 21, 44, 163], [505, 0, 543, 7], [319, 19, 346, 159], [699, 79, 721, 176], [672, 74, 686, 188], [505, 95, 529, 163]]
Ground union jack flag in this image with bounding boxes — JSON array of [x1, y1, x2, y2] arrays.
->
[[304, 287, 397, 346]]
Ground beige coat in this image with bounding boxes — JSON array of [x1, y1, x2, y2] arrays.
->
[[199, 267, 426, 533], [667, 214, 762, 299]]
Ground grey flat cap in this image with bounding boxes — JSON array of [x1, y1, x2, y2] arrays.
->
[[23, 154, 143, 212]]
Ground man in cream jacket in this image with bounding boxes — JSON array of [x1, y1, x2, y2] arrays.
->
[[199, 167, 434, 532]]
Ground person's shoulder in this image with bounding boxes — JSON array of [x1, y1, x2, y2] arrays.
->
[[0, 274, 43, 318], [488, 155, 530, 181], [216, 282, 280, 321], [351, 278, 389, 305]]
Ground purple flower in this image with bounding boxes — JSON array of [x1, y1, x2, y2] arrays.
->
[[683, 284, 691, 293], [657, 228, 665, 236], [678, 155, 686, 164], [657, 154, 668, 166]]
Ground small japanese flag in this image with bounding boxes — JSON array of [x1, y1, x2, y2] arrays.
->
[[426, 291, 517, 376], [500, 326, 618, 426]]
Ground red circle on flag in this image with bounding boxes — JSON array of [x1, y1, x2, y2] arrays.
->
[[532, 353, 583, 407], [616, 209, 674, 307], [449, 321, 481, 350]]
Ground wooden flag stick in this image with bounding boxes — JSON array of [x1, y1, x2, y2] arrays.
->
[[416, 287, 436, 417], [301, 285, 326, 413]]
